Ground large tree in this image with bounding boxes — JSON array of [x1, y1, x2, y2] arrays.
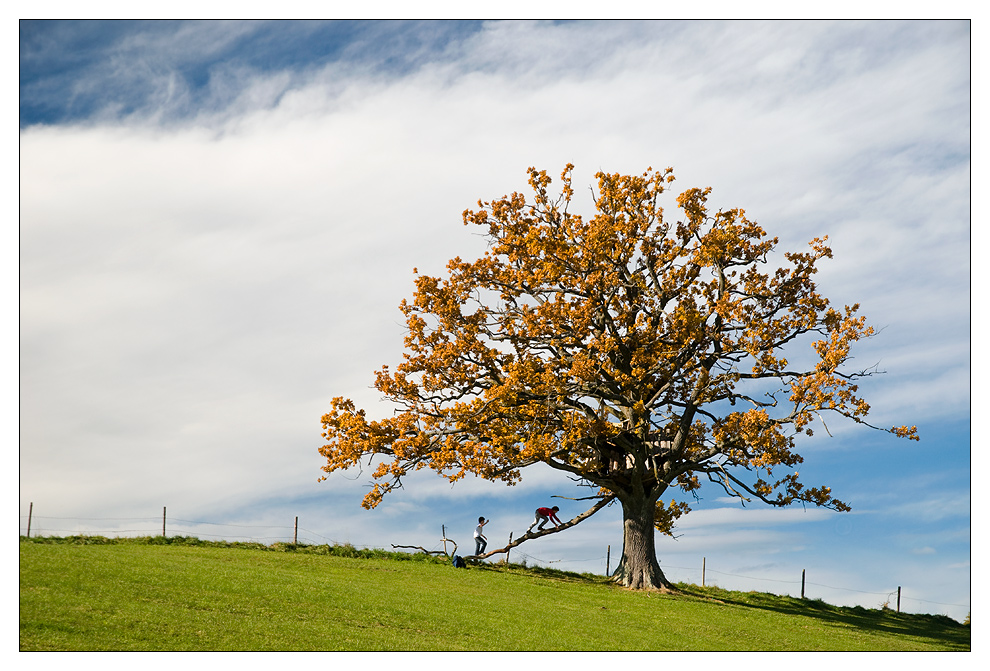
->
[[319, 165, 917, 590]]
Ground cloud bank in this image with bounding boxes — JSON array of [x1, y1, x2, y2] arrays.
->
[[18, 20, 971, 621]]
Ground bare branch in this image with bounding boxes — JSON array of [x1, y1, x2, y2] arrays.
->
[[390, 544, 446, 556]]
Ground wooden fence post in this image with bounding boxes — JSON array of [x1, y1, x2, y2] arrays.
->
[[897, 586, 901, 612], [163, 506, 167, 537], [801, 569, 806, 599], [506, 532, 513, 563], [702, 557, 706, 587], [27, 502, 33, 538], [294, 516, 299, 545], [442, 525, 447, 556], [606, 545, 610, 577]]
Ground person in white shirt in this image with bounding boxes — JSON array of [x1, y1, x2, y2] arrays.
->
[[474, 516, 489, 555]]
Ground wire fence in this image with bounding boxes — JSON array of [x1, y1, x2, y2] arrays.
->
[[20, 511, 345, 547], [544, 553, 968, 617], [656, 562, 968, 612], [19, 505, 968, 618], [533, 551, 967, 614]]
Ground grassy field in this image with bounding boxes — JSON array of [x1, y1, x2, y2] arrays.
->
[[19, 536, 970, 651]]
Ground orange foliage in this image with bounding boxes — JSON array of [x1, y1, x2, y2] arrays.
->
[[320, 165, 918, 532]]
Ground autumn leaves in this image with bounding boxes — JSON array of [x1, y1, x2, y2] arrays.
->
[[320, 164, 917, 535]]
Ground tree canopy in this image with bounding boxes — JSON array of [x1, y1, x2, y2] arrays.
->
[[319, 164, 917, 589]]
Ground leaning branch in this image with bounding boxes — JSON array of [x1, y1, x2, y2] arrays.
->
[[464, 494, 616, 560]]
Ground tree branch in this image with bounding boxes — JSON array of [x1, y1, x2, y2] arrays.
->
[[391, 544, 447, 556], [463, 494, 616, 560]]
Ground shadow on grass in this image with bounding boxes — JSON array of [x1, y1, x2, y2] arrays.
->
[[468, 559, 608, 584], [21, 536, 969, 650], [468, 560, 969, 650], [674, 584, 970, 651]]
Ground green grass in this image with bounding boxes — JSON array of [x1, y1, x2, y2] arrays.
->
[[19, 536, 970, 651]]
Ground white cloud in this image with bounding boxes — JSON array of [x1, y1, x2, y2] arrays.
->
[[17, 20, 970, 620]]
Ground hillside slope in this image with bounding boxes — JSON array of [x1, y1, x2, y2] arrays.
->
[[19, 538, 970, 651]]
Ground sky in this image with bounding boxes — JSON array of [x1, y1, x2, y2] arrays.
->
[[16, 19, 974, 625]]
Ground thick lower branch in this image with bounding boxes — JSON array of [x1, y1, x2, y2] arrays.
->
[[464, 494, 616, 560]]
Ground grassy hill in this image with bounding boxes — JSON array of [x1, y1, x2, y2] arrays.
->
[[19, 536, 969, 651]]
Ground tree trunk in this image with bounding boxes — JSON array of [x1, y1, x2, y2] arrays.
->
[[611, 494, 674, 591]]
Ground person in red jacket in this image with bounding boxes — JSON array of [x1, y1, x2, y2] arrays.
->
[[527, 505, 561, 533]]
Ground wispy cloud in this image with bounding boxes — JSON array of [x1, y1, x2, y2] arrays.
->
[[19, 20, 970, 621]]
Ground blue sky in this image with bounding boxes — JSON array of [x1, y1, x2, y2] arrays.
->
[[17, 19, 972, 624]]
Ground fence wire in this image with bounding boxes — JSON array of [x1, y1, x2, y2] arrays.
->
[[20, 511, 968, 612]]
